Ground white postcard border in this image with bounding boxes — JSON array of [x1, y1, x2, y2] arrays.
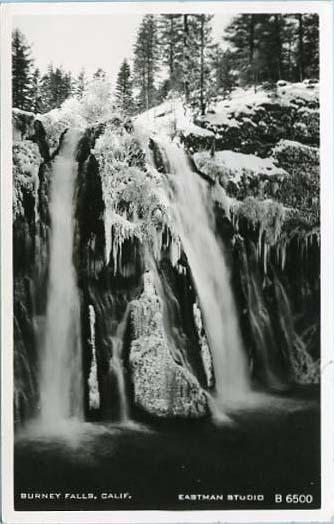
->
[[1, 2, 333, 523]]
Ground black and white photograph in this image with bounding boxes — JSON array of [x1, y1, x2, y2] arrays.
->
[[1, 1, 333, 522]]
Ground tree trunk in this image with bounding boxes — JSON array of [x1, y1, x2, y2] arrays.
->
[[298, 14, 304, 81], [248, 14, 255, 84], [200, 15, 205, 116], [183, 15, 189, 103], [170, 17, 174, 79], [274, 15, 283, 81]]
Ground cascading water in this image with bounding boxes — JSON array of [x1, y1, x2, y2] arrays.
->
[[155, 139, 251, 406], [39, 129, 83, 426], [88, 305, 100, 410], [109, 306, 130, 422]]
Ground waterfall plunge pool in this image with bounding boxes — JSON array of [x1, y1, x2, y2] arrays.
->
[[15, 385, 320, 511]]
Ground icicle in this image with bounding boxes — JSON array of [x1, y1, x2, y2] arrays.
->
[[193, 301, 214, 388], [281, 239, 287, 270], [88, 304, 100, 410], [34, 171, 40, 225], [152, 227, 163, 263], [211, 183, 236, 220], [110, 219, 136, 274], [104, 209, 112, 264]]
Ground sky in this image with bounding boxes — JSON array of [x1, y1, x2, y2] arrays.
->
[[14, 14, 234, 87]]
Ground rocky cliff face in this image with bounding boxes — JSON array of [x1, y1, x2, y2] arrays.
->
[[12, 109, 61, 423], [13, 81, 320, 423], [74, 117, 209, 419], [185, 80, 319, 155]]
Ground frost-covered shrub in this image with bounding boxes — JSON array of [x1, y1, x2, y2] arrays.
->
[[79, 77, 113, 124], [38, 98, 86, 154], [12, 141, 42, 218], [293, 107, 319, 144], [273, 140, 319, 226], [234, 197, 286, 245], [273, 138, 319, 166], [94, 125, 174, 270]]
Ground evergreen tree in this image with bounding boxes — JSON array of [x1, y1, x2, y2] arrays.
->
[[302, 14, 319, 78], [76, 68, 87, 97], [212, 47, 236, 96], [39, 64, 74, 112], [197, 14, 214, 114], [12, 29, 33, 110], [159, 14, 184, 92], [224, 14, 258, 85], [181, 15, 214, 113], [255, 15, 284, 82], [30, 68, 43, 113], [133, 15, 160, 111], [93, 68, 107, 80], [281, 15, 298, 81], [223, 13, 319, 85], [115, 59, 134, 114]]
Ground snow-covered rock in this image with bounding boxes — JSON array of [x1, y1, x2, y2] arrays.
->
[[38, 99, 86, 156], [272, 139, 319, 166], [12, 108, 36, 141], [129, 271, 208, 418], [193, 82, 319, 154], [193, 150, 287, 188]]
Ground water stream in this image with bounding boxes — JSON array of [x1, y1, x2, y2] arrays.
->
[[39, 129, 83, 426], [155, 139, 251, 406], [108, 306, 131, 422]]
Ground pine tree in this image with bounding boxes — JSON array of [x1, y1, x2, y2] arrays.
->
[[198, 15, 214, 114], [182, 15, 214, 114], [115, 59, 134, 114], [255, 15, 284, 82], [30, 68, 43, 113], [223, 14, 319, 85], [303, 14, 319, 79], [39, 64, 74, 112], [76, 68, 87, 97], [212, 47, 236, 96], [133, 15, 160, 111], [93, 68, 107, 80], [224, 15, 258, 85], [281, 15, 298, 81], [12, 29, 34, 110], [159, 14, 184, 93]]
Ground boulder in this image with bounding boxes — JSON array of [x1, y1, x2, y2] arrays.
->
[[129, 272, 208, 418]]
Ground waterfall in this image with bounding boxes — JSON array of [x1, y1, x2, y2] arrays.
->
[[39, 129, 83, 426], [155, 139, 250, 406], [88, 305, 100, 410], [109, 306, 130, 422]]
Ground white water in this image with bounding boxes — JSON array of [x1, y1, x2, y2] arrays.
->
[[109, 306, 130, 422], [39, 129, 83, 426], [158, 140, 251, 405], [88, 305, 100, 410]]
